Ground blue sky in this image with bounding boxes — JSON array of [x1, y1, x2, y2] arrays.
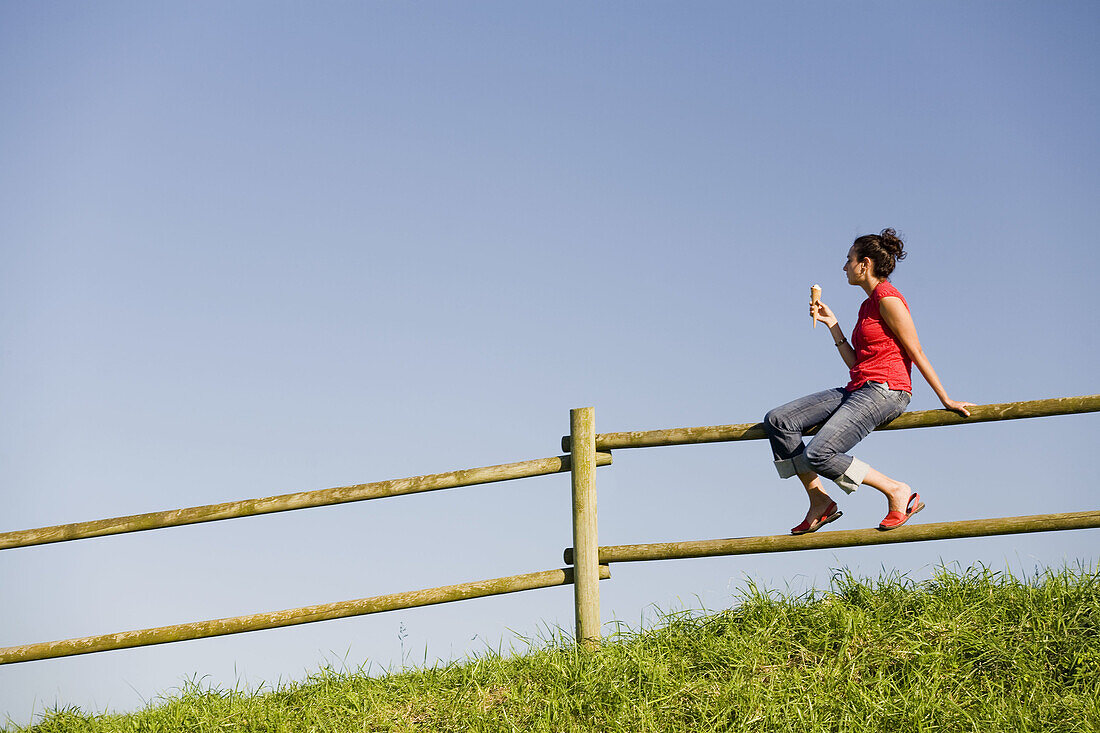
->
[[2, 2, 1098, 726]]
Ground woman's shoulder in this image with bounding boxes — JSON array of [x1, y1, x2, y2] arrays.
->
[[872, 280, 906, 302]]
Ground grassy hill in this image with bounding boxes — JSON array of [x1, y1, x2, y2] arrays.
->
[[14, 564, 1100, 732]]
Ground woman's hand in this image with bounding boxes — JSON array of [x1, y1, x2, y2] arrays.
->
[[811, 300, 839, 329], [942, 398, 975, 418]]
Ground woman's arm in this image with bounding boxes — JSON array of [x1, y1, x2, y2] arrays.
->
[[878, 297, 974, 417], [811, 301, 856, 369]]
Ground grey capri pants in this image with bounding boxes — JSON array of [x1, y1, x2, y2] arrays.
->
[[763, 381, 911, 494]]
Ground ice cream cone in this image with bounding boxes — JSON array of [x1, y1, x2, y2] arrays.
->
[[810, 284, 821, 328]]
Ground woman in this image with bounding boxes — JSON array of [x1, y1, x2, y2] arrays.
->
[[763, 228, 974, 534]]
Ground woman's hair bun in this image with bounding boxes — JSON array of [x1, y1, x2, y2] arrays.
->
[[852, 227, 907, 278], [879, 228, 906, 261]]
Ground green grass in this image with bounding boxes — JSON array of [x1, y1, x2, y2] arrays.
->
[[12, 563, 1100, 732]]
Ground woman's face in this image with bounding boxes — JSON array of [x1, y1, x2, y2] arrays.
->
[[843, 247, 860, 284], [843, 246, 870, 284]]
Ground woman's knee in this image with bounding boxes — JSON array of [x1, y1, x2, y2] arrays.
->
[[803, 442, 836, 473], [763, 408, 787, 436]]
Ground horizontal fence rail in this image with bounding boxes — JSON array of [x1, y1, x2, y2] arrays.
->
[[563, 510, 1100, 565], [561, 395, 1100, 452], [0, 452, 613, 552], [0, 565, 613, 666]]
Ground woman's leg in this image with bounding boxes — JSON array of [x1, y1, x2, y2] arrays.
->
[[763, 387, 847, 473], [763, 388, 847, 526], [801, 383, 911, 505], [794, 470, 836, 528], [861, 468, 913, 514]]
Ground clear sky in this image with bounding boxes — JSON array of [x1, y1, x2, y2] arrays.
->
[[2, 1, 1098, 726]]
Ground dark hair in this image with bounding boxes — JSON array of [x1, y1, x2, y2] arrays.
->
[[852, 228, 906, 278]]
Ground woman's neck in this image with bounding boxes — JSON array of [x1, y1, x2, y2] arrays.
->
[[861, 276, 885, 297]]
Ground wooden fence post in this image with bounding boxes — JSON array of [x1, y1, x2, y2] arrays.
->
[[570, 406, 601, 648]]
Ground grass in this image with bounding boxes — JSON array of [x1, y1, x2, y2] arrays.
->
[[11, 563, 1100, 732]]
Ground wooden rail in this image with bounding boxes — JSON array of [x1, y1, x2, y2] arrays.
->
[[563, 510, 1100, 565], [0, 565, 612, 665], [0, 452, 612, 551], [560, 395, 1100, 452]]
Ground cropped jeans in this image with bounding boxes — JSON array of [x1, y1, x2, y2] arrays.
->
[[763, 381, 911, 494]]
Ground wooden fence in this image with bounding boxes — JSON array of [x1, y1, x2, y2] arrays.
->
[[1, 394, 1098, 666]]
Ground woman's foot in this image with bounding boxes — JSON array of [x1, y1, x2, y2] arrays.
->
[[879, 492, 924, 530], [882, 480, 912, 514], [792, 495, 842, 535]]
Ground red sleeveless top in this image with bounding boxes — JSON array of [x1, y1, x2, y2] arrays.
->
[[845, 281, 913, 393]]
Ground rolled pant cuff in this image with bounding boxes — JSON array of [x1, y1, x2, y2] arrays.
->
[[833, 457, 871, 494], [774, 453, 813, 479]]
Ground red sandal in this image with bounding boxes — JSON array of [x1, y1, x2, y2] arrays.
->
[[878, 492, 924, 531], [791, 500, 842, 535]]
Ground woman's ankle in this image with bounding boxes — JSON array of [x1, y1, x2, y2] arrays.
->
[[862, 468, 904, 494]]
